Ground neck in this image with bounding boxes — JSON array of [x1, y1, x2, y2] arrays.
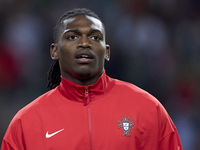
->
[[61, 71, 104, 86], [71, 75, 101, 86]]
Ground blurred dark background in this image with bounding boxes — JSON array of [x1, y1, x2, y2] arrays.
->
[[0, 0, 200, 149]]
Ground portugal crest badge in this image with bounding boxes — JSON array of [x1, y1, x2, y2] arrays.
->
[[118, 117, 134, 136]]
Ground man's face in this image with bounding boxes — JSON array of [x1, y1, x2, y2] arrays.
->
[[51, 15, 110, 84]]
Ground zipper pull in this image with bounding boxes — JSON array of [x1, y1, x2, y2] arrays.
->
[[85, 88, 89, 97], [84, 87, 89, 106]]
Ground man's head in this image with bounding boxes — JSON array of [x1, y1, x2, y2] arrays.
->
[[47, 8, 110, 89], [53, 8, 102, 44]]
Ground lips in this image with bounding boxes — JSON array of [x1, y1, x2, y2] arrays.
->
[[75, 50, 94, 63]]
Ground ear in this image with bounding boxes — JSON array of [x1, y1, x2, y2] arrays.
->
[[104, 44, 110, 61], [50, 43, 59, 60]]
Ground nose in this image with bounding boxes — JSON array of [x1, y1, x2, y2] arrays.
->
[[78, 36, 92, 49]]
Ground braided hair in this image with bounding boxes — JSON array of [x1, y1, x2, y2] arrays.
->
[[47, 8, 102, 89]]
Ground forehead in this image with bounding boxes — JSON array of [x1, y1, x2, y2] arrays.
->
[[62, 15, 105, 34]]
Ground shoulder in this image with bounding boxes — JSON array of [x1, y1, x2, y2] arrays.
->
[[111, 78, 147, 93], [111, 78, 159, 104], [12, 87, 59, 121], [111, 78, 174, 122]]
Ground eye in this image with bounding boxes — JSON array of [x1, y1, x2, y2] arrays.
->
[[67, 35, 78, 40], [91, 35, 102, 41]]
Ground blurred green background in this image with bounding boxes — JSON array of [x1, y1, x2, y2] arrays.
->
[[0, 0, 200, 149]]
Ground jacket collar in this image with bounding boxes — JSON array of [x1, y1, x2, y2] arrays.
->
[[58, 71, 113, 104]]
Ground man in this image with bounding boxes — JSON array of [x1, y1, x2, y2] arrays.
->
[[1, 8, 182, 150]]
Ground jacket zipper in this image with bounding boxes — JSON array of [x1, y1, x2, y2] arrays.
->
[[85, 87, 93, 150]]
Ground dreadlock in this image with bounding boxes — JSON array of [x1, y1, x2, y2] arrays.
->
[[47, 8, 102, 89], [47, 60, 61, 89]]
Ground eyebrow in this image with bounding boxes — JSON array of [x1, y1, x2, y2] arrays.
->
[[63, 29, 79, 34], [63, 28, 103, 34]]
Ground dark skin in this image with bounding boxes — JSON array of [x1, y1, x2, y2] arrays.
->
[[50, 15, 110, 85]]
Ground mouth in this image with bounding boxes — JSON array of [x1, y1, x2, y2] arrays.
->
[[75, 50, 94, 64], [76, 54, 93, 59]]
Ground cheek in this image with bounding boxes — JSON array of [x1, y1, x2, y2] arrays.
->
[[59, 48, 74, 66], [96, 50, 106, 65], [97, 46, 106, 60], [59, 43, 74, 57]]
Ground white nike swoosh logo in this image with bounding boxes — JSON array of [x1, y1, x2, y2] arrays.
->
[[46, 128, 64, 138]]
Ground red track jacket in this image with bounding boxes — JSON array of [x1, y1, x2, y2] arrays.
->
[[1, 71, 182, 150]]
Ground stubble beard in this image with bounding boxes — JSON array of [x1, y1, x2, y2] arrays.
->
[[76, 71, 92, 80], [75, 68, 103, 85]]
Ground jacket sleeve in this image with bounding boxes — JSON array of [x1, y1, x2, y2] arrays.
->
[[1, 139, 16, 150], [1, 115, 25, 150], [157, 103, 183, 150], [158, 128, 183, 150]]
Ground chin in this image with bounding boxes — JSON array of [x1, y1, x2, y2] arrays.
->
[[76, 71, 92, 80], [75, 68, 102, 81]]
